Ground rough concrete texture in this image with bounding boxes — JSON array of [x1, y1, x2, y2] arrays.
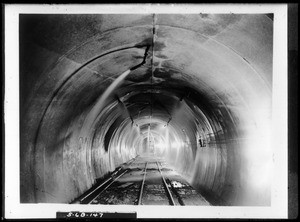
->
[[20, 14, 273, 205]]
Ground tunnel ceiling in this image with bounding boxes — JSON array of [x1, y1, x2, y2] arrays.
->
[[20, 13, 272, 135], [20, 13, 273, 205]]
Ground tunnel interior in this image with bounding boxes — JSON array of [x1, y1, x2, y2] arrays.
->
[[20, 14, 273, 206]]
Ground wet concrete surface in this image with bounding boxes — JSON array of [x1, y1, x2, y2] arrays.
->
[[89, 155, 210, 205], [20, 15, 273, 205]]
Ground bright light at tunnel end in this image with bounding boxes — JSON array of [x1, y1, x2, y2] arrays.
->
[[4, 4, 288, 219]]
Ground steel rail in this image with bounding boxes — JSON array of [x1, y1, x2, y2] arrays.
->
[[137, 162, 148, 205], [166, 177, 185, 206], [156, 161, 176, 206], [88, 169, 129, 204], [80, 156, 137, 204], [78, 176, 113, 204], [76, 155, 139, 204]]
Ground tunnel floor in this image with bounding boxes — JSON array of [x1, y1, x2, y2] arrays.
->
[[72, 155, 210, 206]]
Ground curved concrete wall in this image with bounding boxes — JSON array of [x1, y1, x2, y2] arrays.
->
[[20, 14, 273, 205]]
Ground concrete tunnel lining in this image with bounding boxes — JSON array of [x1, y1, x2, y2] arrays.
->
[[20, 14, 273, 205]]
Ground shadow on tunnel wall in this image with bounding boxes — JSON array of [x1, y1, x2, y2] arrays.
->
[[19, 13, 274, 206]]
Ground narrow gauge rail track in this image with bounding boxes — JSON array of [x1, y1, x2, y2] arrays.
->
[[72, 157, 190, 206], [137, 161, 176, 205], [137, 161, 185, 206], [70, 156, 138, 204]]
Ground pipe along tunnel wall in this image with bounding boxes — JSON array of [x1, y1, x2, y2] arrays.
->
[[20, 14, 273, 205]]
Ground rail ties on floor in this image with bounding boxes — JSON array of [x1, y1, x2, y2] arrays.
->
[[88, 169, 129, 204], [156, 161, 176, 206], [165, 177, 185, 206], [73, 156, 138, 204], [137, 162, 148, 205], [78, 176, 113, 204], [73, 157, 188, 206]]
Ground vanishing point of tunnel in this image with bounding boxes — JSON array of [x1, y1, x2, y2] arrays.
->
[[20, 14, 273, 206]]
